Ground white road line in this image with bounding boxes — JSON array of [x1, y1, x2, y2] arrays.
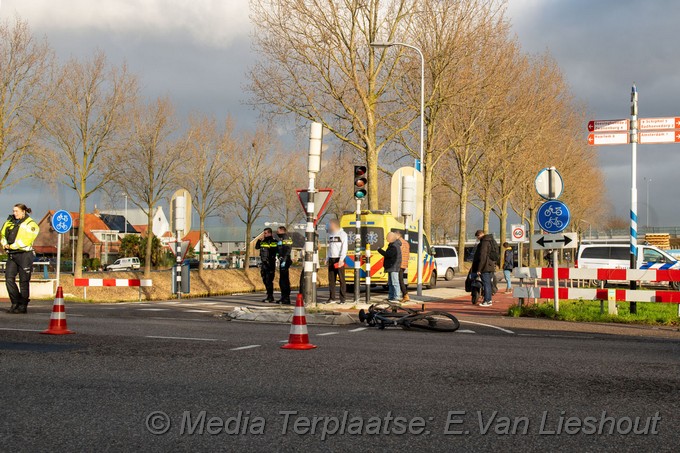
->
[[183, 309, 211, 313], [158, 302, 181, 305], [317, 332, 339, 336], [146, 335, 218, 341], [0, 327, 43, 332], [459, 320, 514, 334], [278, 340, 288, 343], [230, 344, 261, 351], [348, 327, 367, 332], [137, 308, 168, 311], [456, 329, 476, 334]]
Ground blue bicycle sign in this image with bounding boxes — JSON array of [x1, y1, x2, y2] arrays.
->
[[51, 210, 73, 234], [537, 200, 570, 234]]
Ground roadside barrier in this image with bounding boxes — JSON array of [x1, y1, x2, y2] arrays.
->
[[513, 267, 680, 316], [74, 278, 153, 301], [41, 286, 75, 335], [281, 293, 317, 350]]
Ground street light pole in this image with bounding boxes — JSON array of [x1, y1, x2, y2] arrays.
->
[[371, 41, 425, 296], [645, 177, 652, 230]]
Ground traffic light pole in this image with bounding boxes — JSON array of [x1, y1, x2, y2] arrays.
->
[[304, 122, 323, 306], [354, 199, 361, 304], [175, 231, 182, 299], [629, 84, 638, 314]]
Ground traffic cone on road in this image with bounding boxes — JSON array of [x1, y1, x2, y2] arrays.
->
[[41, 286, 75, 335], [281, 293, 316, 350]]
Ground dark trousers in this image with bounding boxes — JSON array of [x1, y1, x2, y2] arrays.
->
[[6, 252, 34, 306], [279, 266, 291, 302], [480, 271, 493, 303], [398, 268, 408, 297], [328, 258, 346, 301], [260, 265, 275, 300]]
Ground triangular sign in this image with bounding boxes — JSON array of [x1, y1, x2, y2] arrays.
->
[[296, 188, 333, 226]]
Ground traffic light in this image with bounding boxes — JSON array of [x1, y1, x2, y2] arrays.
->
[[353, 165, 367, 200]]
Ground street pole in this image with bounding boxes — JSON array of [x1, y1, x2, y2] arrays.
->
[[56, 233, 62, 288], [354, 198, 361, 304], [304, 122, 323, 306], [630, 84, 639, 314], [175, 231, 182, 299]]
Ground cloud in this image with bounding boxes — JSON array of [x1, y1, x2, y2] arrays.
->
[[2, 0, 252, 47]]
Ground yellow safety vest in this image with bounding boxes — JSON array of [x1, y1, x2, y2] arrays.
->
[[1, 216, 40, 252]]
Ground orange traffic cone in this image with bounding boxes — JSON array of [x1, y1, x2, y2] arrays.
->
[[41, 286, 75, 335], [281, 293, 316, 350]]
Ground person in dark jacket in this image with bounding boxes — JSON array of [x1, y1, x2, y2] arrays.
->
[[377, 232, 402, 302], [255, 228, 277, 303], [502, 242, 514, 293], [276, 226, 293, 305], [470, 229, 498, 307]]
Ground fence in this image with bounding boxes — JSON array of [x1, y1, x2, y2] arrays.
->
[[74, 278, 153, 301]]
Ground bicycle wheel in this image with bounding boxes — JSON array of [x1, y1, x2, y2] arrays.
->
[[408, 311, 460, 332]]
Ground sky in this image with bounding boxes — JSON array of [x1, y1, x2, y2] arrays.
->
[[2, 0, 680, 231]]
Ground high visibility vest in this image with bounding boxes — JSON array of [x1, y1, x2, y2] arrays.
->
[[1, 216, 40, 252]]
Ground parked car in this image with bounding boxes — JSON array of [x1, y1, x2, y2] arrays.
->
[[218, 259, 230, 269], [182, 258, 200, 269], [248, 256, 262, 268], [203, 258, 220, 270], [106, 257, 140, 271], [432, 246, 459, 281]]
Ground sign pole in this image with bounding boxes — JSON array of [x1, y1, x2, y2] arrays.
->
[[175, 231, 182, 299], [553, 249, 559, 312], [304, 122, 324, 307], [56, 233, 62, 289], [354, 198, 361, 304], [630, 84, 639, 314]]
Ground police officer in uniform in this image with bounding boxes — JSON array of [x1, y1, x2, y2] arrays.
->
[[255, 228, 277, 303], [276, 226, 293, 305], [1, 204, 40, 314], [326, 219, 348, 303]]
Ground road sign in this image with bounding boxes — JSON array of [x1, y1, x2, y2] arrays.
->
[[532, 232, 578, 250], [534, 167, 563, 200], [390, 166, 424, 221], [51, 210, 73, 234], [587, 119, 629, 132], [170, 189, 192, 234], [511, 224, 526, 243], [537, 200, 570, 234], [296, 188, 333, 225], [638, 130, 680, 144], [638, 117, 680, 130], [587, 132, 629, 146]]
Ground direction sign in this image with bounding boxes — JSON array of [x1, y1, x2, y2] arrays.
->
[[532, 233, 578, 250], [537, 200, 570, 234], [587, 119, 629, 132], [534, 167, 563, 200], [638, 117, 680, 130], [638, 130, 680, 145], [587, 132, 629, 146], [51, 210, 73, 234], [511, 224, 526, 243], [296, 188, 333, 225]]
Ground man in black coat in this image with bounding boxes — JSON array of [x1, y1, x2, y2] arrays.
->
[[378, 232, 402, 302], [470, 229, 498, 307]]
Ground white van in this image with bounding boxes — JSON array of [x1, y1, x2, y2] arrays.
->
[[432, 246, 459, 281], [107, 257, 141, 271], [576, 244, 680, 289]]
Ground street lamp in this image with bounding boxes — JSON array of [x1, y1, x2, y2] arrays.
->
[[644, 177, 652, 231], [371, 41, 426, 295], [121, 192, 128, 234]]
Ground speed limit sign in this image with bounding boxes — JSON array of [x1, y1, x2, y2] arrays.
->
[[511, 224, 526, 243]]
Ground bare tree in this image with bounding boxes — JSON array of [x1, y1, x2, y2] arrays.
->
[[249, 0, 417, 209], [183, 115, 237, 276], [0, 18, 53, 192], [36, 51, 137, 277], [112, 97, 186, 277]]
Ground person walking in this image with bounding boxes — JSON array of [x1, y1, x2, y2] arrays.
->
[[502, 242, 514, 293], [1, 204, 40, 314], [378, 232, 402, 303], [326, 219, 348, 303], [276, 226, 293, 305], [255, 227, 277, 303], [470, 229, 499, 307], [397, 231, 410, 302]]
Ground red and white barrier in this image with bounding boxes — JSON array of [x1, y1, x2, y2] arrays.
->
[[514, 267, 680, 282], [74, 278, 152, 287], [513, 287, 680, 303]]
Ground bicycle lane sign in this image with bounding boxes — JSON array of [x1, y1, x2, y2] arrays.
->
[[537, 200, 570, 234]]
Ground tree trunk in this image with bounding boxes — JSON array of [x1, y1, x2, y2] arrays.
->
[[457, 177, 468, 272], [528, 207, 535, 267], [423, 150, 433, 237], [499, 198, 509, 268], [144, 210, 153, 278], [75, 191, 86, 278], [198, 215, 205, 277], [243, 221, 252, 272], [366, 141, 378, 211]]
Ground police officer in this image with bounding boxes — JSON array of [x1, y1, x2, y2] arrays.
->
[[255, 227, 277, 303], [1, 204, 40, 314], [276, 226, 293, 305], [326, 219, 348, 303]]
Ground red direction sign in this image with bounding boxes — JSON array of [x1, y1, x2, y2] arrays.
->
[[296, 188, 333, 226], [638, 130, 680, 144], [587, 132, 629, 146], [587, 119, 629, 132], [638, 117, 680, 130]]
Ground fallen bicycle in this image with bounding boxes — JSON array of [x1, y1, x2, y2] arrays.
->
[[358, 301, 460, 332]]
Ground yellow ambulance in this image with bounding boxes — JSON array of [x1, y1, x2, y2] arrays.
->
[[340, 211, 437, 288]]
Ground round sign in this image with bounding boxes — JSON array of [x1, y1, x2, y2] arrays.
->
[[512, 226, 525, 241], [537, 200, 570, 234], [535, 167, 564, 200], [51, 210, 73, 234]]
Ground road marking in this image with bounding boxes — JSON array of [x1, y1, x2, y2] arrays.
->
[[137, 308, 168, 311], [456, 329, 476, 334], [278, 340, 288, 343], [459, 320, 514, 334], [146, 335, 218, 341], [348, 327, 367, 332], [317, 332, 339, 336], [0, 327, 43, 332], [68, 314, 85, 317], [158, 302, 181, 305], [183, 309, 211, 313], [230, 344, 261, 351]]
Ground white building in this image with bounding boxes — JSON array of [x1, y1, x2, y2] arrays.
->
[[102, 207, 170, 239]]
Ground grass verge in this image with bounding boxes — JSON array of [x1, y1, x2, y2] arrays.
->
[[508, 299, 680, 326]]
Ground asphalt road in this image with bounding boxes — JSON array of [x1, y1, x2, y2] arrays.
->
[[1, 300, 678, 452]]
